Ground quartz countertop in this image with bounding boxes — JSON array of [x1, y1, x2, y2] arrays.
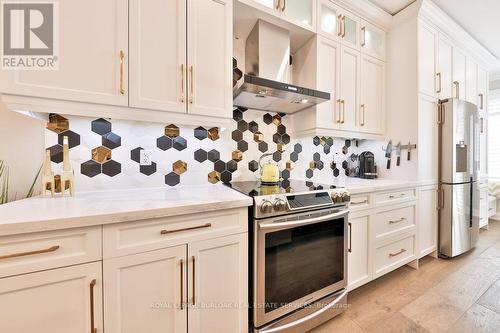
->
[[0, 184, 252, 236], [333, 178, 436, 194]]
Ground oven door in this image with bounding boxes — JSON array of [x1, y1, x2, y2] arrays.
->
[[254, 207, 348, 328]]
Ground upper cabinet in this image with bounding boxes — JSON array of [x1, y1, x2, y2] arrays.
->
[[437, 35, 453, 99], [317, 1, 360, 50], [360, 55, 385, 135], [0, 0, 128, 106], [360, 20, 386, 60], [452, 48, 466, 100], [466, 57, 478, 105], [477, 67, 488, 113], [418, 21, 437, 98]]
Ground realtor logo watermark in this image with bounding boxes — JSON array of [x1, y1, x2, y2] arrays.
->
[[1, 1, 59, 70]]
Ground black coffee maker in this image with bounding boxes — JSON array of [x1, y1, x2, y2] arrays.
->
[[359, 151, 378, 179]]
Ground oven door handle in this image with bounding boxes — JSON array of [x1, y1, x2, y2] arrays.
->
[[258, 289, 348, 333], [258, 209, 349, 231]]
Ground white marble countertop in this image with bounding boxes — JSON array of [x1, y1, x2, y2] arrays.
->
[[0, 184, 253, 237], [333, 178, 436, 194]]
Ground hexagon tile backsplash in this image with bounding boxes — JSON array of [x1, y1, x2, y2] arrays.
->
[[44, 108, 377, 192]]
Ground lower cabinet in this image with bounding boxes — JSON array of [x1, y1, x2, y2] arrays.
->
[[347, 211, 371, 290], [0, 262, 103, 333], [417, 185, 438, 258], [103, 233, 248, 333]]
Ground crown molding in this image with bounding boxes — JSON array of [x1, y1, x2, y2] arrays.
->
[[335, 0, 394, 31]]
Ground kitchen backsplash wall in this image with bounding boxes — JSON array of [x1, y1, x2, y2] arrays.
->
[[45, 108, 377, 192]]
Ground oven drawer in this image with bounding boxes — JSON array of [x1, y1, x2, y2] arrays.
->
[[349, 194, 372, 211], [374, 235, 416, 277], [374, 205, 416, 240], [103, 208, 247, 258], [0, 226, 101, 278], [375, 189, 416, 206]]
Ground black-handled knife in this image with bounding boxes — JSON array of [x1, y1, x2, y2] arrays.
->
[[395, 142, 401, 166], [385, 140, 392, 169]]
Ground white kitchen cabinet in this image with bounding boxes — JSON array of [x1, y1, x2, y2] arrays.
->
[[479, 185, 489, 229], [187, 0, 232, 119], [360, 20, 386, 60], [339, 45, 361, 131], [188, 234, 248, 333], [317, 0, 341, 39], [417, 186, 438, 258], [348, 212, 371, 290], [418, 21, 437, 97], [103, 246, 187, 333], [466, 57, 478, 105], [417, 95, 438, 182], [360, 55, 385, 135], [0, 262, 103, 333], [339, 9, 360, 49], [0, 0, 128, 106], [437, 35, 453, 99], [129, 0, 186, 113], [282, 0, 315, 29], [452, 47, 467, 100], [477, 66, 488, 112], [479, 115, 487, 178]]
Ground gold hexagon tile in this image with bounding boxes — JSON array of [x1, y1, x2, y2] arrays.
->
[[173, 160, 187, 175], [309, 161, 316, 169], [208, 127, 220, 141], [253, 131, 264, 143], [272, 114, 281, 126], [320, 136, 327, 146], [46, 114, 69, 133], [164, 124, 179, 138], [232, 150, 243, 162], [92, 146, 112, 163], [208, 171, 221, 184], [277, 144, 285, 152], [286, 186, 294, 193], [286, 160, 294, 170]]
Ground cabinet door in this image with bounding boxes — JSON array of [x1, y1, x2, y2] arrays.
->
[[340, 45, 361, 131], [437, 36, 453, 99], [479, 116, 487, 178], [317, 0, 341, 40], [340, 10, 360, 49], [316, 37, 341, 129], [0, 262, 102, 333], [418, 186, 438, 257], [348, 213, 371, 290], [282, 0, 315, 29], [129, 0, 186, 113], [452, 48, 466, 100], [466, 57, 478, 105], [187, 0, 232, 118], [360, 20, 386, 60], [477, 67, 488, 112], [360, 55, 385, 135], [417, 95, 438, 181], [418, 22, 437, 97], [0, 0, 128, 106], [188, 234, 248, 333], [479, 187, 489, 228], [104, 245, 187, 333]]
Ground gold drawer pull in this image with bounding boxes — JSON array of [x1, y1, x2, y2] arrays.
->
[[160, 223, 212, 235], [180, 64, 185, 103], [119, 50, 125, 95], [389, 249, 406, 257], [389, 217, 406, 224], [351, 199, 368, 205], [189, 65, 194, 104], [0, 245, 60, 260], [191, 255, 196, 305], [180, 259, 184, 310], [90, 279, 97, 333]]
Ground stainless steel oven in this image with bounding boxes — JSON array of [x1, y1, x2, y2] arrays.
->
[[254, 206, 348, 329]]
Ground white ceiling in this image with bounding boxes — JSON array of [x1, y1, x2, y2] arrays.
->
[[368, 0, 415, 15]]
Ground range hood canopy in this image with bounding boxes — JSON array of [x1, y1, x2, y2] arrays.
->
[[233, 20, 330, 114]]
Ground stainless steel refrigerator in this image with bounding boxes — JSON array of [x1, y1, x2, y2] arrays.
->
[[438, 98, 480, 258]]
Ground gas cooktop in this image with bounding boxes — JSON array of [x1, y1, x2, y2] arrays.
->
[[228, 180, 338, 197]]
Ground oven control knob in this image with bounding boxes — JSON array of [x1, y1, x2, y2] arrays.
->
[[331, 193, 343, 204], [260, 200, 273, 214], [274, 199, 287, 212], [341, 192, 351, 203]]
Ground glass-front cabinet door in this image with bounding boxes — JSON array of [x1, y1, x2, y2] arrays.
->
[[341, 12, 359, 48], [250, 0, 277, 10], [360, 20, 386, 60], [281, 0, 314, 30], [318, 1, 359, 48]]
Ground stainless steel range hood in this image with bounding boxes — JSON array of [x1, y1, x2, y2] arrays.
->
[[233, 20, 330, 114]]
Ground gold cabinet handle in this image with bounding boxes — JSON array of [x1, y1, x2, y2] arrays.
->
[[360, 104, 365, 126], [189, 65, 194, 104], [479, 93, 484, 110], [337, 15, 342, 37], [191, 256, 196, 305], [276, 0, 281, 10], [361, 26, 366, 46], [480, 117, 484, 134], [389, 249, 407, 257], [389, 193, 406, 199], [160, 223, 211, 235], [341, 16, 346, 38], [351, 199, 368, 205], [453, 81, 459, 99], [389, 217, 406, 224], [180, 259, 184, 310], [436, 72, 441, 93], [341, 100, 345, 124], [180, 64, 185, 103], [348, 222, 352, 253], [336, 99, 342, 123], [90, 279, 97, 333], [119, 50, 125, 95], [281, 0, 286, 11], [0, 245, 60, 260]]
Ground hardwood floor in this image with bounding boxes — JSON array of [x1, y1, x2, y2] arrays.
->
[[311, 221, 500, 333]]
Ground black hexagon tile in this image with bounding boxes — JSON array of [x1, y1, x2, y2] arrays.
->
[[208, 150, 220, 162], [258, 141, 268, 153], [237, 120, 248, 132], [81, 160, 101, 178], [248, 121, 259, 133], [282, 134, 290, 144], [294, 143, 302, 153], [306, 169, 313, 179], [227, 160, 238, 172], [263, 113, 273, 124], [140, 162, 157, 176], [277, 124, 286, 135], [290, 152, 299, 162], [232, 130, 243, 142], [194, 127, 208, 140], [324, 145, 331, 154], [165, 172, 180, 186], [342, 146, 348, 155], [282, 169, 290, 180], [342, 160, 349, 169], [194, 149, 208, 163], [333, 168, 340, 177], [313, 136, 320, 146], [326, 137, 334, 146], [273, 151, 282, 162], [91, 118, 112, 135], [173, 137, 187, 151], [48, 144, 63, 164], [272, 133, 282, 144], [102, 132, 121, 150], [313, 153, 321, 161], [237, 140, 248, 152], [317, 161, 324, 170], [214, 160, 226, 173], [221, 171, 232, 184], [131, 147, 143, 163], [102, 160, 121, 177], [157, 136, 173, 150], [248, 160, 259, 172], [345, 139, 351, 148], [233, 109, 243, 122], [58, 130, 80, 148]]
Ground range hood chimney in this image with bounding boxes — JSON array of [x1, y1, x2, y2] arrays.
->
[[233, 20, 330, 114]]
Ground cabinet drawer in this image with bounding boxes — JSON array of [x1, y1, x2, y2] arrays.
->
[[374, 235, 415, 277], [375, 189, 416, 206], [374, 205, 415, 240], [103, 208, 247, 258], [349, 194, 371, 211], [0, 226, 101, 278]]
